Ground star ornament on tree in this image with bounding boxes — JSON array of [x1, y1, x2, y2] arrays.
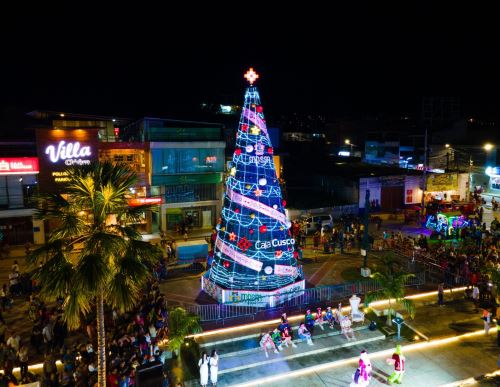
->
[[250, 126, 261, 135], [244, 68, 259, 85], [229, 232, 237, 241], [254, 187, 263, 197]]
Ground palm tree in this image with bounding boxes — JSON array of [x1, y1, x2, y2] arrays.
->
[[365, 254, 416, 326], [28, 162, 161, 386], [167, 307, 202, 356]]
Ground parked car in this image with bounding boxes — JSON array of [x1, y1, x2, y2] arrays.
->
[[303, 214, 333, 234]]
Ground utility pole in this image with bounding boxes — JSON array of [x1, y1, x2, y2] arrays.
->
[[361, 189, 370, 277], [420, 127, 428, 214]]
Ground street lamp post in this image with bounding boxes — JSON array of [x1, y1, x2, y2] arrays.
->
[[345, 139, 354, 155], [445, 143, 495, 201]]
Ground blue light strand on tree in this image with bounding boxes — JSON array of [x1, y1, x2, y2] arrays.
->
[[207, 69, 303, 291]]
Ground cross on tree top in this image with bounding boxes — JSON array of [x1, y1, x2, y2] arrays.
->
[[244, 68, 259, 85]]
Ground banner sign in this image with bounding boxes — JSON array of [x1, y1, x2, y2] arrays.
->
[[216, 238, 263, 272], [0, 158, 39, 175], [128, 197, 162, 206], [227, 188, 286, 224], [242, 108, 268, 135], [274, 264, 298, 277], [427, 173, 458, 192]]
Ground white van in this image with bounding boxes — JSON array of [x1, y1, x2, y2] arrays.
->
[[303, 214, 333, 234]]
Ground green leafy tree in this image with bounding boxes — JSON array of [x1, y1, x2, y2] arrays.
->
[[365, 254, 416, 326], [167, 307, 202, 356], [28, 162, 161, 387]]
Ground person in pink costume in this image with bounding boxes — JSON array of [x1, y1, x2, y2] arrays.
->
[[351, 350, 372, 386]]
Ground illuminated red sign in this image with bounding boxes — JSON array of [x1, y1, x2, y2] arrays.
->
[[128, 197, 163, 206], [0, 158, 39, 175]]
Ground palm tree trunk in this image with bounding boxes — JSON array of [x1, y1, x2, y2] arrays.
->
[[386, 300, 392, 326], [97, 288, 107, 386]]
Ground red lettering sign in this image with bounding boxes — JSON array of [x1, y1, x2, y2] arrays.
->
[[0, 158, 39, 175], [127, 197, 163, 206]]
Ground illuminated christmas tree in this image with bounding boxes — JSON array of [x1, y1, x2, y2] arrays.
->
[[203, 68, 304, 303]]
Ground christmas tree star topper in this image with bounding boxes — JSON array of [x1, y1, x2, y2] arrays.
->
[[244, 68, 259, 85]]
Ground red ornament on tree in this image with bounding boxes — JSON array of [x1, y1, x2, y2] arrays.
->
[[259, 225, 267, 233], [223, 261, 230, 268], [256, 105, 263, 113], [237, 237, 252, 252], [235, 148, 242, 156], [241, 124, 248, 132], [267, 147, 273, 154], [275, 250, 283, 258], [234, 208, 240, 213], [249, 229, 254, 234], [282, 200, 287, 206], [293, 251, 299, 259]]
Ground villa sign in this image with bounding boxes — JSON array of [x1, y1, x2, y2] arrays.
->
[[45, 141, 92, 165], [36, 128, 99, 192]]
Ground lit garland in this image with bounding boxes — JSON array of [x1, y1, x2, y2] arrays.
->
[[207, 69, 303, 290]]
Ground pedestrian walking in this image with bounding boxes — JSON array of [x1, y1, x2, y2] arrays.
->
[[438, 283, 444, 306], [473, 285, 480, 312], [198, 352, 209, 387], [209, 349, 219, 386], [483, 309, 491, 335], [496, 322, 500, 346]]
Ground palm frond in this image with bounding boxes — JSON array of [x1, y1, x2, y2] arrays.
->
[[127, 239, 162, 264], [36, 252, 75, 299], [118, 253, 150, 283], [167, 307, 202, 352], [75, 254, 110, 294], [27, 240, 64, 266], [63, 289, 92, 330], [364, 289, 388, 306], [82, 232, 127, 260], [400, 298, 416, 319], [49, 213, 89, 241], [104, 224, 140, 240], [106, 272, 141, 312]]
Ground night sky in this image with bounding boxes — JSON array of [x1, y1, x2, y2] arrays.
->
[[1, 4, 499, 134]]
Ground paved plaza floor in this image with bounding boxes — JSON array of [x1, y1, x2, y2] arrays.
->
[[183, 290, 500, 386]]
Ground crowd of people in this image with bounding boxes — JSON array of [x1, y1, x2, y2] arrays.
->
[[256, 306, 358, 360], [289, 216, 372, 256], [0, 257, 171, 386]]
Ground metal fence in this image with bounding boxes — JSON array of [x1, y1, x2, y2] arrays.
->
[[185, 271, 425, 322], [392, 245, 469, 286]]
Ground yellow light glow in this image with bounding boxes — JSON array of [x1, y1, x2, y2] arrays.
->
[[345, 139, 350, 144], [190, 287, 466, 339], [244, 68, 259, 85], [445, 143, 450, 148], [231, 327, 496, 387], [484, 143, 494, 151]]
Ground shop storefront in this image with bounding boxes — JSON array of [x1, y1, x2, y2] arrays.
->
[[0, 157, 42, 244], [483, 166, 500, 196], [99, 142, 158, 233], [151, 142, 225, 232], [425, 173, 469, 202]]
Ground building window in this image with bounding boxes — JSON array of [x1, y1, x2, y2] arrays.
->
[[152, 148, 224, 174], [164, 184, 218, 203]]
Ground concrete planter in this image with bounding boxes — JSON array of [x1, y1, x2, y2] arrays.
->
[[373, 309, 403, 318]]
